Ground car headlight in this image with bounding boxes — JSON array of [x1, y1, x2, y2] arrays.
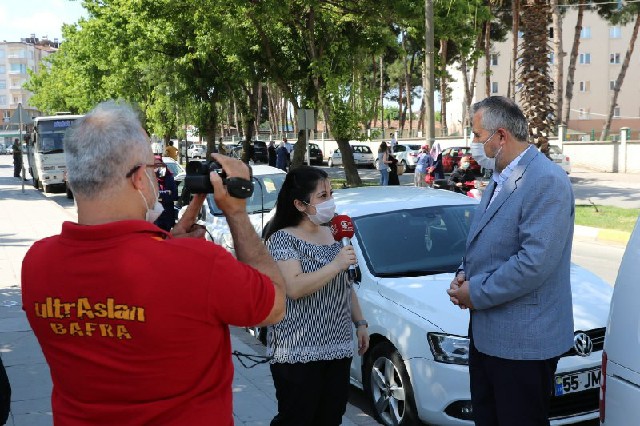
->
[[427, 333, 470, 365]]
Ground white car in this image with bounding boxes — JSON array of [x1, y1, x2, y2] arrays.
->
[[187, 143, 207, 159], [328, 144, 375, 168], [180, 165, 286, 254], [549, 145, 571, 174], [392, 143, 422, 171], [329, 186, 612, 425], [600, 217, 640, 425]]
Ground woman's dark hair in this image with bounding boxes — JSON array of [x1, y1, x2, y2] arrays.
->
[[378, 141, 387, 153], [264, 166, 329, 242]]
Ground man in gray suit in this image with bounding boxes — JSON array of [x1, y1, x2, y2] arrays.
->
[[447, 96, 574, 426]]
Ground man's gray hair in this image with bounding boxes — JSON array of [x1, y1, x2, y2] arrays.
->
[[64, 100, 151, 199], [471, 96, 529, 142]]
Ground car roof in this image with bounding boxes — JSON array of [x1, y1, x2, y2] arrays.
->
[[251, 164, 287, 176], [333, 186, 478, 218]]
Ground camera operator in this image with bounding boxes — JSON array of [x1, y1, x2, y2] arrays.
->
[[21, 101, 285, 425]]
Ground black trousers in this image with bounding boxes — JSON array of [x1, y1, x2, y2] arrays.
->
[[0, 357, 10, 425], [270, 357, 351, 426], [13, 157, 22, 178], [469, 339, 559, 426]]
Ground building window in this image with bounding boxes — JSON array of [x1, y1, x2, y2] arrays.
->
[[614, 107, 621, 118], [549, 27, 554, 39], [491, 81, 499, 94], [0, 80, 5, 90], [490, 54, 499, 66], [9, 63, 27, 74], [579, 53, 591, 64], [610, 53, 621, 64], [0, 96, 6, 106], [2, 111, 10, 122], [580, 27, 591, 39], [0, 65, 5, 74], [0, 50, 5, 58], [610, 26, 622, 39], [579, 81, 590, 92], [548, 52, 554, 64], [610, 80, 616, 90]]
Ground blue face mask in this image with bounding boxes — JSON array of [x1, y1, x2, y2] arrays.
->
[[461, 162, 470, 170]]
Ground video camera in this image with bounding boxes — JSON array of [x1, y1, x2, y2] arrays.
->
[[184, 160, 254, 199]]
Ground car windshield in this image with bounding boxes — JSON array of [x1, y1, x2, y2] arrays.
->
[[353, 205, 475, 277], [407, 145, 421, 150], [206, 173, 286, 215], [37, 133, 65, 154], [165, 162, 184, 177]]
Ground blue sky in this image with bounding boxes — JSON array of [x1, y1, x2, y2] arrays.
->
[[0, 0, 87, 43]]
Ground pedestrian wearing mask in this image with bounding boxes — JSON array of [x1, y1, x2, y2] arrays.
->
[[264, 166, 369, 426], [21, 101, 286, 425], [447, 96, 574, 426], [414, 145, 433, 187], [447, 155, 476, 193], [430, 142, 444, 179]]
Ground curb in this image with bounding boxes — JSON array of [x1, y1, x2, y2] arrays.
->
[[574, 224, 630, 245]]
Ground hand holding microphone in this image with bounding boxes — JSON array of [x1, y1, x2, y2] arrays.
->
[[330, 215, 358, 282]]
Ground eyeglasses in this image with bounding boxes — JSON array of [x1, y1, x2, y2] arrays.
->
[[125, 163, 156, 178], [476, 130, 498, 146]]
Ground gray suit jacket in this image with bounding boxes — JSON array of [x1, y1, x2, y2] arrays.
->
[[465, 147, 574, 360]]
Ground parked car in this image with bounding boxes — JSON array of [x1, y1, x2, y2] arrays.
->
[[307, 142, 324, 165], [179, 165, 286, 255], [600, 217, 640, 425], [229, 141, 269, 163], [250, 186, 612, 425], [328, 144, 375, 168], [548, 145, 571, 174], [441, 146, 481, 174], [187, 143, 207, 159], [392, 143, 422, 171]]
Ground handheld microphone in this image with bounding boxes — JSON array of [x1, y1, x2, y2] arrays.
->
[[330, 215, 357, 282]]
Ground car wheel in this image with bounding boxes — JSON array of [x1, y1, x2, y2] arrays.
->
[[374, 159, 379, 170], [363, 341, 419, 426], [32, 177, 39, 189]]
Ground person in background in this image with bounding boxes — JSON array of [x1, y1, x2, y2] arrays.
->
[[268, 140, 277, 167], [388, 150, 400, 185], [414, 145, 433, 187], [389, 132, 398, 153], [163, 140, 178, 161], [0, 356, 9, 426], [218, 137, 226, 155], [153, 155, 179, 232], [21, 100, 286, 425], [376, 141, 391, 186], [447, 154, 476, 194], [284, 137, 293, 169], [447, 96, 574, 426], [276, 140, 289, 171], [12, 138, 22, 178], [430, 142, 444, 180], [264, 166, 369, 426]]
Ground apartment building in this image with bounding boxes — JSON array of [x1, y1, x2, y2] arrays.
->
[[455, 8, 640, 139], [0, 36, 58, 126]]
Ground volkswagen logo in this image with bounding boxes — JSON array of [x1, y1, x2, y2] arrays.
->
[[573, 332, 593, 357]]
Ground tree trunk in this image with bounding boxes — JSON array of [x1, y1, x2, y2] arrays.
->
[[380, 55, 385, 136], [601, 12, 640, 141], [424, 0, 436, 144], [398, 83, 405, 137], [519, 0, 553, 153], [563, 2, 584, 127], [439, 39, 448, 136], [510, 0, 520, 100], [484, 19, 491, 98], [335, 138, 362, 186], [551, 0, 564, 131], [402, 31, 413, 136]]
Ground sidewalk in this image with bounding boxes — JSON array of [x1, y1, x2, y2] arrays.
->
[[0, 156, 378, 425]]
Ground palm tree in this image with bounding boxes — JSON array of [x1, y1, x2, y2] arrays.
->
[[518, 0, 554, 154]]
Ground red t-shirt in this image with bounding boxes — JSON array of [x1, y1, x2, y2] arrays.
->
[[21, 220, 275, 425]]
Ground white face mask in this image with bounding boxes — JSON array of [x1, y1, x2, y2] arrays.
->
[[470, 143, 496, 170], [138, 170, 164, 224], [305, 198, 336, 225]]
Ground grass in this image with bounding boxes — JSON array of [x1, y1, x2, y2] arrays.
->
[[575, 204, 639, 233]]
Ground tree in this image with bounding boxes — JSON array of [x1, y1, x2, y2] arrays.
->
[[598, 2, 640, 140], [563, 1, 586, 126], [519, 0, 554, 152]]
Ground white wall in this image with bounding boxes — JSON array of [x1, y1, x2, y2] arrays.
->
[[562, 141, 640, 173]]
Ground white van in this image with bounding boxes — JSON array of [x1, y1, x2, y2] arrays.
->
[[600, 217, 640, 424]]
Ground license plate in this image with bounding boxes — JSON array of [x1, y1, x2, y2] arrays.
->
[[555, 368, 601, 396]]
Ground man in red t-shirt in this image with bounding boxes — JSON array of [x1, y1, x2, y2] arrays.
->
[[21, 101, 285, 425]]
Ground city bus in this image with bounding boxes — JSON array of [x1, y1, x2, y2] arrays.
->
[[25, 114, 83, 193]]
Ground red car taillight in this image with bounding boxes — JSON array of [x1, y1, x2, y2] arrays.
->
[[600, 350, 607, 423], [409, 152, 418, 157], [565, 156, 570, 162]]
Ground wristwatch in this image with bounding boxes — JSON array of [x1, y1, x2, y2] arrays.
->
[[354, 320, 368, 328]]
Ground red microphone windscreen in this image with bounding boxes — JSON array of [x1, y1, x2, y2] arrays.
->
[[330, 215, 355, 240]]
